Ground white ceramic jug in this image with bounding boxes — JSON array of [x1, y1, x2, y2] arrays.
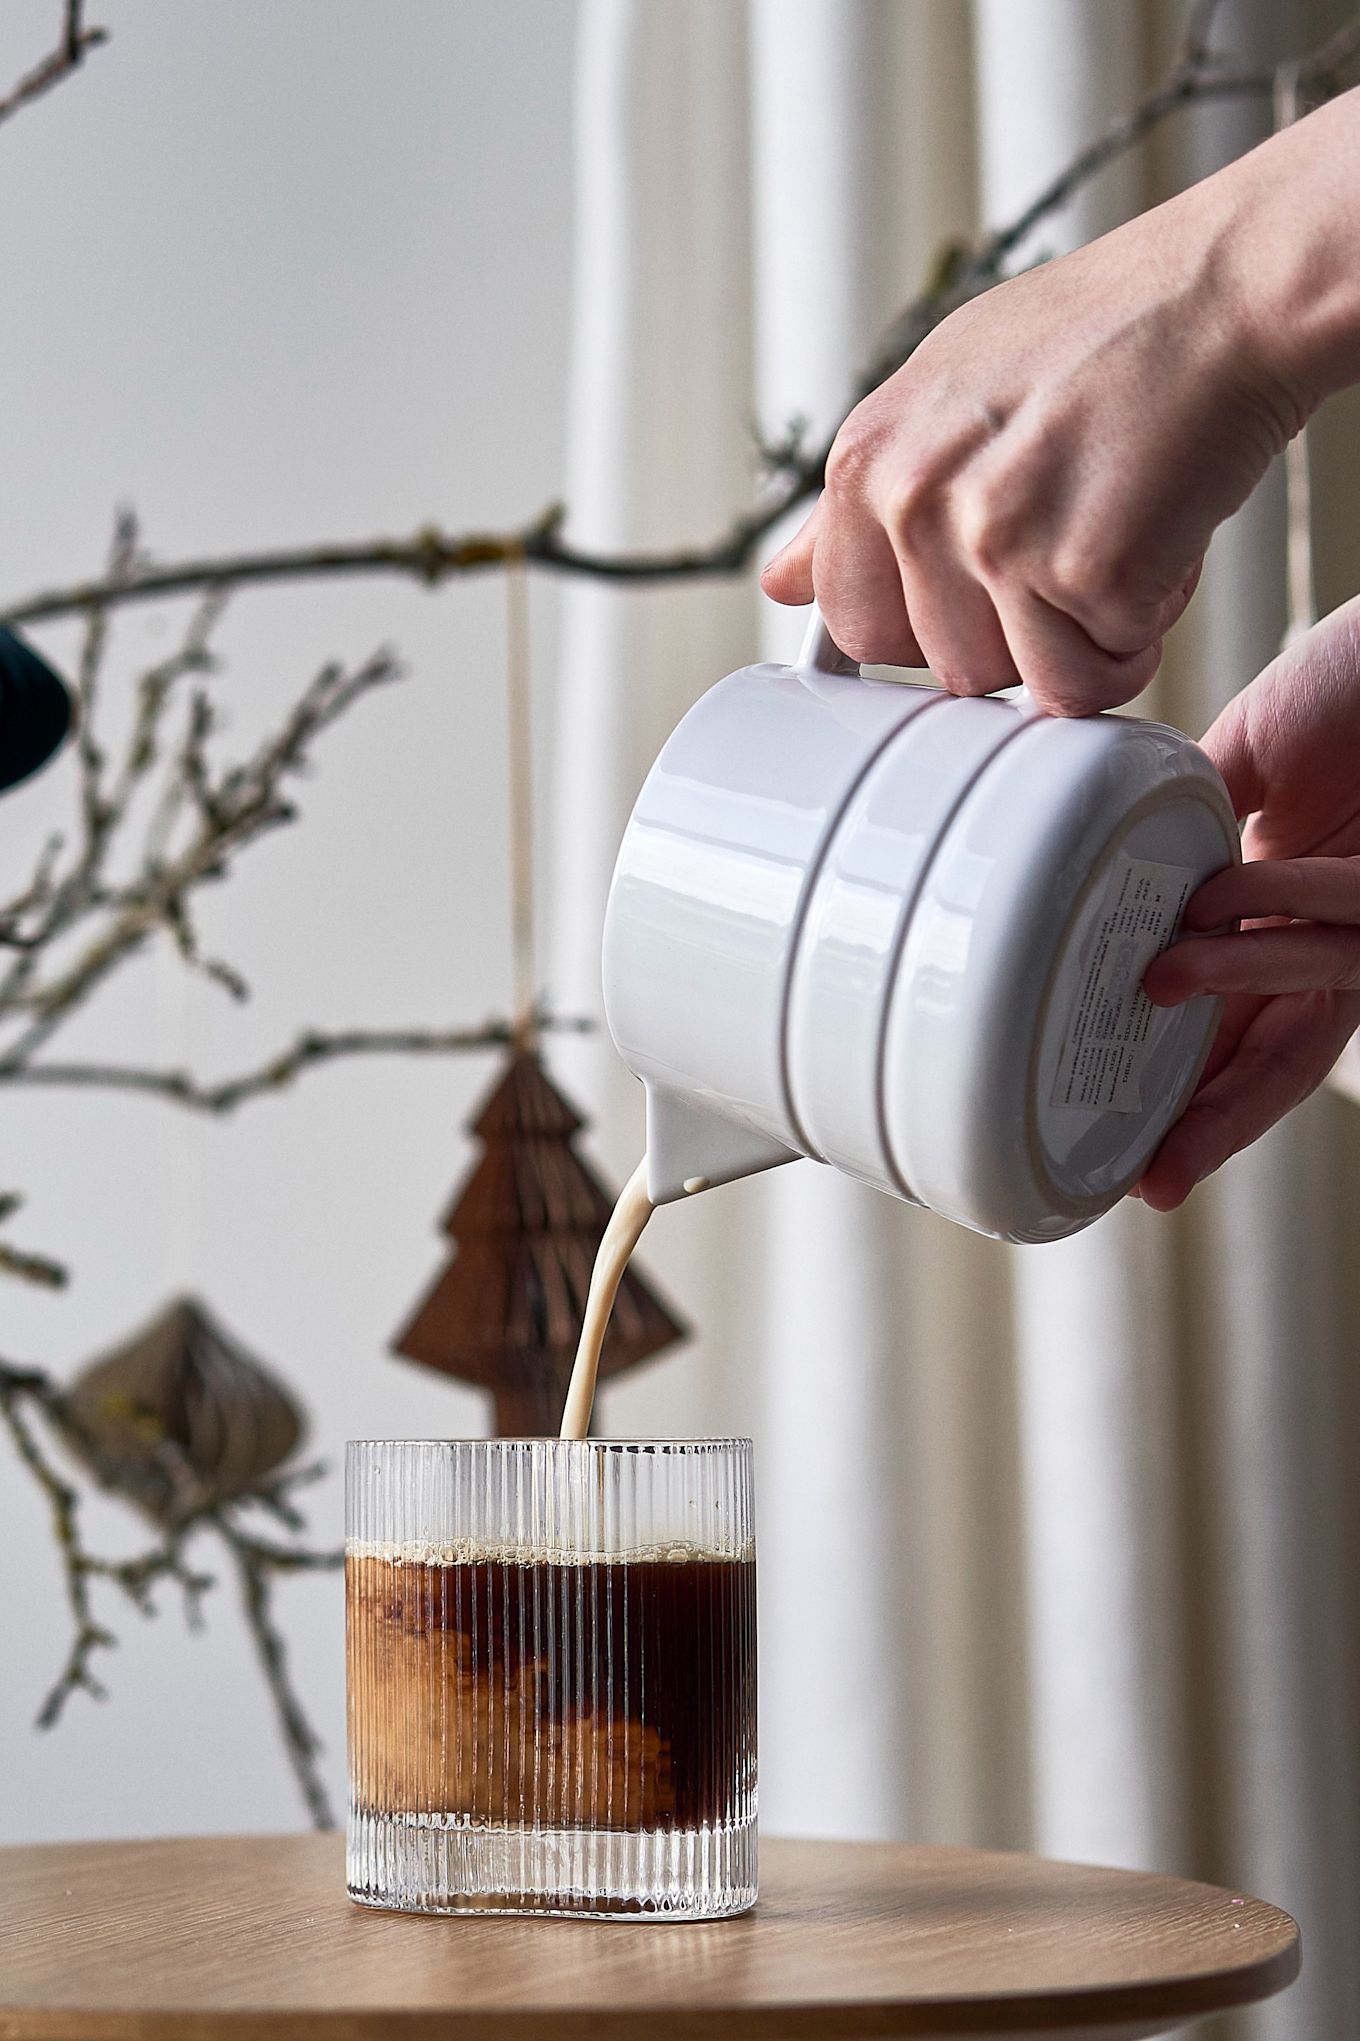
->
[[602, 610, 1239, 1243]]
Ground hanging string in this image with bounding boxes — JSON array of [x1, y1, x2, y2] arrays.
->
[[155, 938, 202, 1296], [1275, 60, 1316, 649], [505, 548, 538, 1046]]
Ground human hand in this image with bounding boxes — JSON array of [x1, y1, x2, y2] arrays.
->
[[761, 166, 1315, 714], [1139, 597, 1360, 1208]]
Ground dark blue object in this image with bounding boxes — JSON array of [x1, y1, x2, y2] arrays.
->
[[0, 627, 73, 793]]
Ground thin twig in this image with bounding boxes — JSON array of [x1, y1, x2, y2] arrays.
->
[[0, 1191, 67, 1286], [218, 1518, 341, 1830], [0, 1012, 593, 1113], [0, 0, 108, 132], [241, 1458, 328, 1535], [0, 1240, 67, 1288], [0, 516, 142, 1020], [0, 1379, 113, 1717]]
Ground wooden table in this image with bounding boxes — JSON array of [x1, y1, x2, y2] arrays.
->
[[0, 1833, 1298, 2040]]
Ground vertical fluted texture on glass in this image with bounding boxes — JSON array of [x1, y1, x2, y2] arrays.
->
[[345, 1439, 756, 1917]]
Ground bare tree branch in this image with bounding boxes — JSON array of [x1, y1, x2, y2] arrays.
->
[[0, 633, 406, 1073], [3, 14, 1356, 627], [0, 1011, 592, 1114], [1, 510, 564, 622], [0, 836, 66, 951], [217, 1508, 341, 1830], [0, 1193, 67, 1288], [0, 1364, 212, 1726], [0, 549, 593, 1292], [0, 1355, 340, 1823], [0, 1239, 67, 1288], [0, 0, 108, 132]]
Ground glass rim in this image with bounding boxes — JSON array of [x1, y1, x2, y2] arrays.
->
[[345, 1435, 752, 1451]]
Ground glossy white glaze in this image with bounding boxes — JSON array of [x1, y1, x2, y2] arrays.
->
[[601, 611, 1240, 1241]]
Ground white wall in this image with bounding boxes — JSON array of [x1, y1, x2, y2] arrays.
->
[[0, 0, 579, 1841]]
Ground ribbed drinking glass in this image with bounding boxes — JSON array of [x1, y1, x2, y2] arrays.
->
[[345, 1437, 757, 1918]]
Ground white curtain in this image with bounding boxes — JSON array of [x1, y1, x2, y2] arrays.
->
[[547, 5, 1360, 2037]]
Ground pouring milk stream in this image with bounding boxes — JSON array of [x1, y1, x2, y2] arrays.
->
[[560, 603, 1238, 1437]]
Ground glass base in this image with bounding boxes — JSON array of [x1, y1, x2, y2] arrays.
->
[[347, 1806, 758, 1919]]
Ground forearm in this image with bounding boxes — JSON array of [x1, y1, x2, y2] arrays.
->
[[1215, 86, 1360, 419]]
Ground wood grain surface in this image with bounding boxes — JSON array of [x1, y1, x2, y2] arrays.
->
[[0, 1832, 1299, 2041]]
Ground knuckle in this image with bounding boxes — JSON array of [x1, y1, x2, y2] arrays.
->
[[955, 481, 1021, 578], [1046, 536, 1117, 609], [823, 417, 879, 499], [879, 465, 936, 546], [1049, 544, 1170, 650]]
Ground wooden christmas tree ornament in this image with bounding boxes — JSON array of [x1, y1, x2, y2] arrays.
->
[[392, 1048, 686, 1436], [60, 1295, 304, 1525]]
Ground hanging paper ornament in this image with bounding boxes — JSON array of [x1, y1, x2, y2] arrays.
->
[[392, 1047, 686, 1436], [392, 560, 687, 1433], [60, 1295, 304, 1524]]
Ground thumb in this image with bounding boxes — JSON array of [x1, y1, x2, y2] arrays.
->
[[760, 502, 820, 606], [1199, 684, 1265, 822], [1198, 596, 1360, 822]]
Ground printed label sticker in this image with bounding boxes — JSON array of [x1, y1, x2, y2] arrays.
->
[[1050, 855, 1194, 1114]]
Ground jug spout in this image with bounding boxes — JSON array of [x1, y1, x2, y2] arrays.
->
[[644, 1086, 799, 1206]]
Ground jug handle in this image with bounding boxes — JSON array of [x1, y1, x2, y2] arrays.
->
[[797, 600, 1053, 713], [796, 603, 861, 679]]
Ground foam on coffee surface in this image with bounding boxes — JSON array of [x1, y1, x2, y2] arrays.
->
[[345, 1536, 752, 1566]]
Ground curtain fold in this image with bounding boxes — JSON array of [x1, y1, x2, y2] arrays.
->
[[548, 5, 1360, 2034], [750, 0, 925, 1844], [1174, 10, 1360, 2034], [976, 0, 1192, 1881]]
